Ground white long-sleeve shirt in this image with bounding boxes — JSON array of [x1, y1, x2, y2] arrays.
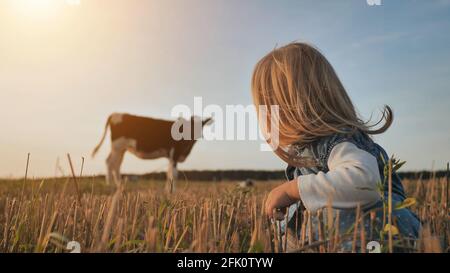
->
[[297, 142, 381, 212]]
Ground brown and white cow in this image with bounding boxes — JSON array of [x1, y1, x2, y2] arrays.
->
[[91, 113, 212, 192]]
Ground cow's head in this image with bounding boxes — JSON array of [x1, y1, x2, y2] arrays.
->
[[174, 116, 213, 162]]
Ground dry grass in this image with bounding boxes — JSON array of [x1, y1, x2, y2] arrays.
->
[[0, 176, 448, 253]]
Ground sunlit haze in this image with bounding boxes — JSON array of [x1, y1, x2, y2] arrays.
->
[[1, 0, 449, 178]]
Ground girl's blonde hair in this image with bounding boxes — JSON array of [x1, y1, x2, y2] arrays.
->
[[251, 42, 393, 167]]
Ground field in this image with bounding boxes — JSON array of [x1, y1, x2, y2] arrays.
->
[[0, 176, 448, 253]]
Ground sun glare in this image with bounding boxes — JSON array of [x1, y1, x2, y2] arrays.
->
[[9, 0, 64, 19]]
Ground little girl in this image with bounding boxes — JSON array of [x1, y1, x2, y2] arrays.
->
[[251, 42, 420, 252]]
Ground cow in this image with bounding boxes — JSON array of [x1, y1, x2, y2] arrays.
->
[[91, 113, 212, 192]]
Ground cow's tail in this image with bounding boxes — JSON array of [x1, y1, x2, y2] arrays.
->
[[91, 115, 112, 158]]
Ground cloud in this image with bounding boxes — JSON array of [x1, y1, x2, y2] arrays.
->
[[436, 0, 450, 6], [351, 31, 409, 49]]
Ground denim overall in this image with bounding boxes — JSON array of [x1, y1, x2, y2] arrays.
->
[[283, 129, 421, 251]]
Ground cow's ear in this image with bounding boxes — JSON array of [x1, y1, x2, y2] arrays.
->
[[190, 115, 202, 122], [202, 117, 213, 126]]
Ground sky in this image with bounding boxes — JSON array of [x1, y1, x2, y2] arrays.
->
[[0, 0, 449, 178]]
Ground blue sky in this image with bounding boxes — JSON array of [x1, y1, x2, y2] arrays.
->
[[0, 0, 449, 177]]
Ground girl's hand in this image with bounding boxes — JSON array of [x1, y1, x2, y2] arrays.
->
[[265, 180, 301, 220]]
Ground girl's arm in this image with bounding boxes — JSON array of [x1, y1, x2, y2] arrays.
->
[[297, 141, 381, 212], [265, 142, 381, 217]]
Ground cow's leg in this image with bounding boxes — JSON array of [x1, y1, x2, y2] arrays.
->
[[106, 152, 114, 185], [112, 150, 125, 185], [166, 160, 178, 193], [107, 150, 125, 185], [106, 137, 128, 185], [166, 148, 177, 193]]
